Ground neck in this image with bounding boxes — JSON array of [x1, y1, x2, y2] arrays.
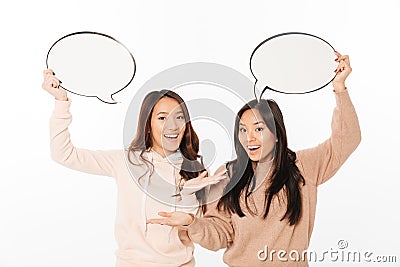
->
[[252, 156, 274, 170], [151, 146, 173, 158]]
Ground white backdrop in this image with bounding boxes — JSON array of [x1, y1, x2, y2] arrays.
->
[[0, 0, 399, 266]]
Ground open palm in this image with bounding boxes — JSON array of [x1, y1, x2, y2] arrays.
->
[[181, 170, 227, 196], [147, 211, 194, 226]]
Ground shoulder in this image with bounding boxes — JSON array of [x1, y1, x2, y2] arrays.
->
[[124, 149, 149, 165], [291, 149, 314, 185]]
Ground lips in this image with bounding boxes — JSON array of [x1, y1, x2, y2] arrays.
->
[[163, 133, 179, 141], [247, 145, 261, 155]]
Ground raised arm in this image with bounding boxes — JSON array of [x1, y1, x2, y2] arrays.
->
[[297, 52, 362, 185], [43, 69, 121, 177]]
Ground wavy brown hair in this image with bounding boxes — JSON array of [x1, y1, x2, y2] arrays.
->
[[127, 90, 206, 208]]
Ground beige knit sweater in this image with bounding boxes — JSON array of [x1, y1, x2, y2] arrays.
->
[[184, 90, 361, 266]]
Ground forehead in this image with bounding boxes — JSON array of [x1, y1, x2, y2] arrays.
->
[[153, 97, 183, 114], [240, 108, 264, 124]]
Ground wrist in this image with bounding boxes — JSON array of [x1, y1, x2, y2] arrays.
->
[[55, 94, 68, 101], [332, 82, 347, 92]]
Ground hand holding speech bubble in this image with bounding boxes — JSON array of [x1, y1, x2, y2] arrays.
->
[[46, 31, 136, 104], [250, 32, 338, 100]]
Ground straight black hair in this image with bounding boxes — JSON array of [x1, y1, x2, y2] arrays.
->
[[217, 99, 305, 225]]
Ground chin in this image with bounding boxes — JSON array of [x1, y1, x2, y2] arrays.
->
[[162, 140, 182, 153], [248, 154, 261, 162], [163, 145, 180, 154]]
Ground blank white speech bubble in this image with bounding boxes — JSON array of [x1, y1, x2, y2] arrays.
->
[[46, 31, 136, 104], [250, 32, 338, 99]]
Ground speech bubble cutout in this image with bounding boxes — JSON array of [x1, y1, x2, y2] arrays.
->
[[46, 31, 136, 104], [250, 32, 338, 100]]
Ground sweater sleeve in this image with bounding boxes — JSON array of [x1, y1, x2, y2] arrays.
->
[[296, 90, 362, 186], [186, 200, 234, 251], [49, 99, 121, 178], [182, 166, 234, 251]]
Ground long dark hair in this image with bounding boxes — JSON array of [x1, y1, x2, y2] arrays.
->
[[217, 99, 305, 225], [127, 90, 206, 208]]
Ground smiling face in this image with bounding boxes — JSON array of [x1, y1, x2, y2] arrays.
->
[[150, 97, 186, 157], [238, 108, 276, 162]]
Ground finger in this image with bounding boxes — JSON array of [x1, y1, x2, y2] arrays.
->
[[334, 51, 342, 61], [158, 211, 172, 217], [43, 75, 59, 85], [208, 178, 226, 186], [338, 55, 349, 62], [206, 179, 225, 185], [339, 60, 347, 71], [200, 176, 226, 188], [198, 171, 208, 178], [334, 51, 342, 57], [335, 60, 352, 75], [335, 61, 345, 73], [47, 77, 60, 88], [341, 55, 351, 66], [51, 76, 60, 85], [216, 174, 227, 180], [43, 69, 55, 77], [214, 170, 227, 177], [336, 62, 343, 72], [146, 218, 167, 224], [42, 78, 59, 90], [208, 174, 227, 182], [335, 54, 349, 64]]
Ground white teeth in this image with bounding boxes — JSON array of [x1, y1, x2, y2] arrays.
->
[[248, 145, 260, 149], [164, 134, 178, 138]]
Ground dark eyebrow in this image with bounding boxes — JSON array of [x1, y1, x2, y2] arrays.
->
[[157, 110, 184, 116], [239, 121, 265, 126]]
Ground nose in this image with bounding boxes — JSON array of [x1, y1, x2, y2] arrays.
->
[[165, 117, 179, 131], [247, 129, 256, 142]]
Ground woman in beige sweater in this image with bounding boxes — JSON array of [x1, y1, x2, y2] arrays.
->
[[147, 52, 361, 266]]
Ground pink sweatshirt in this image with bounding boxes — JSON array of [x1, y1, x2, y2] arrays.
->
[[49, 99, 198, 267], [182, 90, 362, 266]]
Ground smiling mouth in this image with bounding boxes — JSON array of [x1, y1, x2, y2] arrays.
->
[[163, 134, 179, 140], [248, 145, 261, 151]]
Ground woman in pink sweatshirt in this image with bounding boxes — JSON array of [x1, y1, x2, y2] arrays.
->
[[147, 52, 361, 266], [42, 69, 226, 267]]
